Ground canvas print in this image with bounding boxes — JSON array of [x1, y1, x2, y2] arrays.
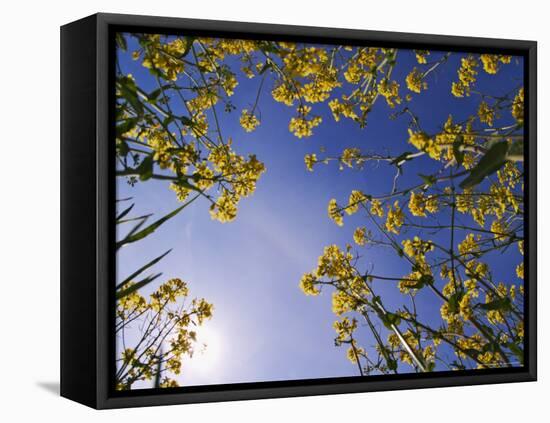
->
[[114, 32, 526, 391]]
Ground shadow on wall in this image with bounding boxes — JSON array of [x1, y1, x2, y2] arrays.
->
[[36, 381, 60, 396]]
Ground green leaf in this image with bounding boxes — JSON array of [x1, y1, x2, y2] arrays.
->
[[387, 358, 398, 371], [122, 218, 148, 246], [459, 141, 509, 189], [418, 173, 437, 186], [258, 62, 272, 75], [136, 155, 154, 181], [117, 196, 198, 249], [116, 138, 130, 157], [117, 77, 144, 116], [407, 274, 433, 290], [116, 213, 153, 225], [116, 203, 135, 223], [479, 296, 512, 312], [182, 36, 195, 57], [116, 249, 172, 290], [116, 197, 133, 203], [116, 273, 162, 300], [463, 348, 480, 359], [148, 67, 165, 79], [163, 115, 175, 127], [507, 139, 524, 162], [385, 312, 402, 328], [390, 151, 414, 166], [506, 342, 524, 364], [448, 292, 463, 314], [453, 135, 464, 167], [481, 342, 499, 354], [179, 116, 194, 126], [115, 33, 127, 51], [508, 139, 524, 157], [147, 88, 163, 102], [259, 42, 279, 54], [116, 117, 139, 138], [419, 274, 434, 286]]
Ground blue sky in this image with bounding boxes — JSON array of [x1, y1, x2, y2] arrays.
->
[[116, 36, 524, 387]]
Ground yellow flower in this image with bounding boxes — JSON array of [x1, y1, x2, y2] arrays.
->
[[147, 129, 174, 169], [141, 36, 187, 81], [239, 109, 260, 132], [344, 62, 363, 84], [328, 198, 344, 226], [480, 54, 511, 74], [377, 79, 401, 108], [301, 68, 340, 103], [194, 298, 214, 324], [452, 56, 478, 97], [170, 183, 191, 203], [289, 105, 322, 138], [193, 165, 215, 191], [480, 54, 499, 74], [408, 191, 438, 217], [346, 190, 367, 215], [304, 153, 317, 171], [478, 101, 494, 126], [385, 201, 404, 234], [187, 86, 220, 113], [516, 321, 524, 338], [346, 344, 365, 364], [414, 50, 430, 64], [512, 87, 524, 124], [299, 272, 320, 295], [334, 317, 357, 343], [353, 227, 367, 246], [458, 233, 480, 256], [272, 83, 297, 106], [408, 129, 430, 150], [408, 129, 441, 160], [490, 219, 507, 241], [370, 199, 384, 217], [401, 236, 434, 259], [406, 68, 426, 93], [328, 98, 358, 122], [459, 292, 474, 320], [209, 191, 238, 223], [341, 148, 362, 168], [456, 188, 474, 213], [516, 262, 524, 279], [122, 348, 136, 364], [332, 290, 356, 315], [159, 378, 179, 388]]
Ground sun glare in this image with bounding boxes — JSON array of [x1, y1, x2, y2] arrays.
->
[[186, 325, 223, 375]]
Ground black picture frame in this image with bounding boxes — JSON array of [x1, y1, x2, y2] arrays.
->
[[61, 12, 537, 409]]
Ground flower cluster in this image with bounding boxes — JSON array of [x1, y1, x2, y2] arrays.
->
[[239, 109, 260, 132], [116, 278, 213, 390], [289, 105, 322, 138], [477, 101, 494, 126], [451, 56, 478, 97], [480, 54, 511, 75], [408, 191, 438, 217], [406, 68, 427, 93], [385, 201, 404, 234]]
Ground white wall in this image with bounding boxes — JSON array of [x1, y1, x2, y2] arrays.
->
[[1, 0, 545, 420]]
